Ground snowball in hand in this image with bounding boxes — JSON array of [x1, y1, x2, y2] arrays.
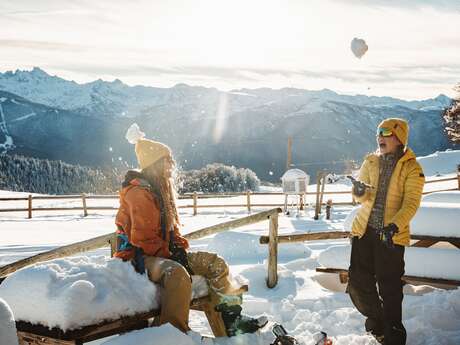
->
[[126, 123, 145, 144], [351, 37, 368, 58]]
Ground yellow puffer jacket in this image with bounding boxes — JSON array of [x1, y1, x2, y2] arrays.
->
[[351, 148, 425, 246]]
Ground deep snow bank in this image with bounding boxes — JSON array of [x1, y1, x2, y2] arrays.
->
[[0, 256, 158, 330], [0, 297, 18, 345], [418, 150, 460, 176], [422, 191, 460, 204], [318, 245, 460, 280], [208, 231, 312, 262]]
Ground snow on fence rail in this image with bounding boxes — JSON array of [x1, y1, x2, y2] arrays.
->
[[0, 174, 458, 218], [0, 208, 283, 288]]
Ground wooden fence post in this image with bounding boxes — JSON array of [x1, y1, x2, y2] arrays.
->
[[28, 194, 32, 219], [326, 199, 332, 220], [246, 191, 251, 213], [457, 164, 460, 190], [193, 192, 198, 216], [267, 212, 279, 288], [109, 233, 117, 257], [314, 172, 322, 220], [318, 172, 326, 214], [82, 193, 88, 217]]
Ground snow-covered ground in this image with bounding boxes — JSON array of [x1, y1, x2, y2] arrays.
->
[[1, 151, 460, 345]]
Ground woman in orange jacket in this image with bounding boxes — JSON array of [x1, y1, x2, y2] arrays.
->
[[114, 124, 266, 336]]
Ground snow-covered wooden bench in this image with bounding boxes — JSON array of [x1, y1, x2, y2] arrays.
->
[[315, 267, 460, 288], [316, 239, 460, 288], [0, 256, 248, 345], [316, 194, 460, 289], [15, 289, 248, 345]]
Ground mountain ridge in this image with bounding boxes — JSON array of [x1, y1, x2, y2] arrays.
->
[[0, 67, 452, 117], [0, 68, 455, 181]]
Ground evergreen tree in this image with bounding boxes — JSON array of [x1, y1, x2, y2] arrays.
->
[[0, 153, 119, 194], [178, 163, 260, 193]]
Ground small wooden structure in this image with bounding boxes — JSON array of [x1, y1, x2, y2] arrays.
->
[[281, 169, 309, 213]]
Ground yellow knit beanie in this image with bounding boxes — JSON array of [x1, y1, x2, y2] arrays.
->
[[378, 118, 409, 146], [126, 123, 172, 169], [135, 139, 171, 170]]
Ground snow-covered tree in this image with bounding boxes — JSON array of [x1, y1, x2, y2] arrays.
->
[[442, 83, 460, 143], [178, 163, 260, 193]]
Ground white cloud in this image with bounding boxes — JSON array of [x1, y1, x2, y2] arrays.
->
[[0, 0, 459, 99]]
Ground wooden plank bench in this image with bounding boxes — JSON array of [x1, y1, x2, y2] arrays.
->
[[15, 285, 248, 345], [411, 234, 460, 249], [315, 267, 460, 289]]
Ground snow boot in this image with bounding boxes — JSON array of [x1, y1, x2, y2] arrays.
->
[[215, 303, 268, 337], [365, 318, 384, 344]]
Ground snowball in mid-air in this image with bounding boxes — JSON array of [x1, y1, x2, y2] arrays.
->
[[351, 37, 368, 58]]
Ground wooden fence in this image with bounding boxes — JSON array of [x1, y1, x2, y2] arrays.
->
[[0, 174, 458, 218], [0, 208, 282, 288]]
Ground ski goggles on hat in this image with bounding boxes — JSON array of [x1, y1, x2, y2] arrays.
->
[[377, 127, 393, 137]]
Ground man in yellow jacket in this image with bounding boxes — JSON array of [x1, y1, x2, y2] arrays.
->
[[348, 118, 425, 345]]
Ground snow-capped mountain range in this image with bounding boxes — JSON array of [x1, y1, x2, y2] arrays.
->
[[0, 68, 455, 180], [0, 67, 452, 116]]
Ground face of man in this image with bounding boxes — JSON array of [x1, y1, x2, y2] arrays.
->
[[376, 128, 401, 154]]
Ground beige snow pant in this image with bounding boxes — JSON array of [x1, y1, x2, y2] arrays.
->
[[144, 251, 241, 333]]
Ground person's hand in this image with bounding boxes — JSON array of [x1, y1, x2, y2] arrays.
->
[[347, 176, 372, 196], [376, 223, 399, 248]]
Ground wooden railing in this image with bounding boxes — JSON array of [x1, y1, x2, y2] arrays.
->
[[0, 191, 354, 218], [0, 208, 282, 288], [0, 174, 458, 218]]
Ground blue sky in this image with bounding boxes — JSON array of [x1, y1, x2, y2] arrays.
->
[[0, 0, 459, 99]]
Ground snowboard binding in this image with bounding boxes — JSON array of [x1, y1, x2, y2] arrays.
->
[[270, 324, 332, 345]]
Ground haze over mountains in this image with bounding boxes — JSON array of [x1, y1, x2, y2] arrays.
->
[[0, 68, 454, 180]]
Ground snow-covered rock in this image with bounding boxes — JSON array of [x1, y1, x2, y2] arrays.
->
[[0, 297, 18, 345]]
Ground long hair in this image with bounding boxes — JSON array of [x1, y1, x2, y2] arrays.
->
[[141, 156, 180, 232]]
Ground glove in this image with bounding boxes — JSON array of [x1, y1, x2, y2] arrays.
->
[[169, 243, 194, 276], [347, 175, 372, 197], [376, 223, 399, 248]]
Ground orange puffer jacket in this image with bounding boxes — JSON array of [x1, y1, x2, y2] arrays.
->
[[114, 178, 189, 261]]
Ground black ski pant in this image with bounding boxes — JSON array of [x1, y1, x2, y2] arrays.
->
[[347, 227, 407, 345]]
